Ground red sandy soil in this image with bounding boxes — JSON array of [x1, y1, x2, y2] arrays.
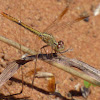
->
[[0, 0, 100, 100]]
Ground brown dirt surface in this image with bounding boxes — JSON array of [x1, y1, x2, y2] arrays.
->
[[0, 0, 100, 100]]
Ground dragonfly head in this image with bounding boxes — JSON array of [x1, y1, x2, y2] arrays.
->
[[56, 40, 64, 52]]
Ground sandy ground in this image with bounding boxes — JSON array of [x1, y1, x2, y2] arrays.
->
[[0, 0, 100, 100]]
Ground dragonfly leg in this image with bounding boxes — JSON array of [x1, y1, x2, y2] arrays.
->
[[57, 48, 73, 57], [41, 45, 49, 54], [41, 45, 56, 58]]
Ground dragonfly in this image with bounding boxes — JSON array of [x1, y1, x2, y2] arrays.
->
[[0, 4, 89, 97], [1, 12, 65, 53], [1, 6, 88, 54]]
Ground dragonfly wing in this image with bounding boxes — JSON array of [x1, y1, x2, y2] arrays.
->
[[43, 1, 89, 34], [43, 6, 69, 33], [51, 15, 89, 33], [0, 59, 28, 88], [0, 61, 21, 88]]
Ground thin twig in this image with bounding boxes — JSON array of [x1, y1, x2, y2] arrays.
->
[[0, 35, 37, 55]]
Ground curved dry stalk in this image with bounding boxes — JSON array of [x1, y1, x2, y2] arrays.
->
[[22, 54, 100, 86], [0, 35, 100, 87], [0, 35, 37, 55]]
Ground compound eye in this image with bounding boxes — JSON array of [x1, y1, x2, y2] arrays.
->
[[57, 44, 61, 48], [57, 41, 64, 49], [58, 41, 64, 45]]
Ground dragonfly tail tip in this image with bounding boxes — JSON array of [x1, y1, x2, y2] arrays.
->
[[0, 12, 5, 16]]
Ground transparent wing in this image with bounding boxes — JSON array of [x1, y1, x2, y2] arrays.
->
[[51, 15, 89, 34], [43, 1, 89, 34], [0, 61, 21, 88], [43, 5, 69, 33]]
